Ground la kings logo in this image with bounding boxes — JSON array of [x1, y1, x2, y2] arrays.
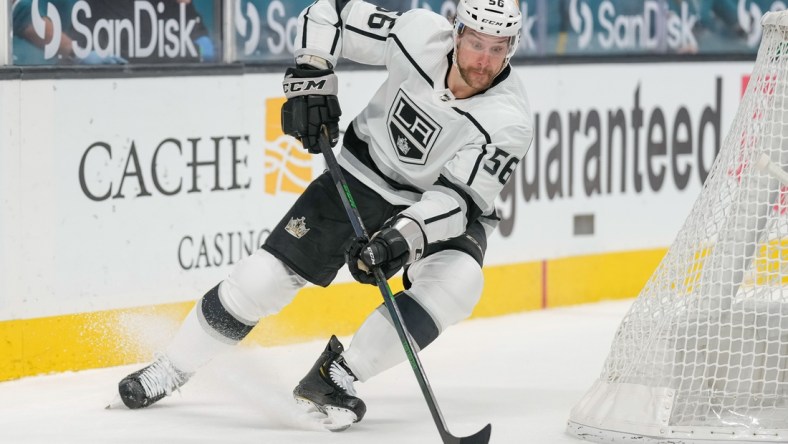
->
[[387, 90, 441, 165]]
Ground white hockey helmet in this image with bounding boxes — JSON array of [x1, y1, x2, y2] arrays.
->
[[453, 0, 522, 60]]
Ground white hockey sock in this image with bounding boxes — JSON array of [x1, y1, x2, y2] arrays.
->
[[164, 307, 237, 374], [342, 309, 412, 382], [342, 251, 483, 382]]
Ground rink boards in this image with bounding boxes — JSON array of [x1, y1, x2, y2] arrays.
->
[[0, 61, 753, 380]]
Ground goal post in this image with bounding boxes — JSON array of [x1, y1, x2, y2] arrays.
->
[[567, 10, 788, 444]]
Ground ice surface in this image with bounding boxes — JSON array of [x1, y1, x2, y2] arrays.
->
[[0, 300, 631, 444]]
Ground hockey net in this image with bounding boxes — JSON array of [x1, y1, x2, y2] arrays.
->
[[567, 11, 788, 444]]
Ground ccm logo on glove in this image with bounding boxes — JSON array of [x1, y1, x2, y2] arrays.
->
[[281, 66, 342, 152], [283, 79, 330, 94]]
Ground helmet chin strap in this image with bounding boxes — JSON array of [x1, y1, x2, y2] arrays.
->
[[451, 22, 463, 66]]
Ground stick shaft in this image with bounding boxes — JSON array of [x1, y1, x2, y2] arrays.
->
[[316, 129, 477, 443]]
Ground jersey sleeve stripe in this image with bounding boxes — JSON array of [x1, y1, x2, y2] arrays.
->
[[345, 24, 387, 41], [440, 170, 494, 220], [451, 107, 492, 186], [342, 25, 433, 87], [330, 20, 342, 55], [450, 107, 492, 141], [466, 144, 488, 187], [434, 175, 483, 227], [431, 178, 468, 219], [301, 4, 318, 49], [423, 207, 462, 225], [388, 34, 434, 87]]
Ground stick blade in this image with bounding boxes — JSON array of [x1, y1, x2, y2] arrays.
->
[[442, 423, 492, 444], [460, 424, 492, 444]]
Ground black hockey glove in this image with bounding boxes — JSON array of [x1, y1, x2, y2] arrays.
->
[[281, 66, 341, 153], [345, 228, 410, 285]]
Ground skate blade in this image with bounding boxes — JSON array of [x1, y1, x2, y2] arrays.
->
[[294, 396, 356, 432], [105, 393, 126, 410]]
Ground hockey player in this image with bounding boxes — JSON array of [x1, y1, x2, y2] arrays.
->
[[116, 0, 532, 432]]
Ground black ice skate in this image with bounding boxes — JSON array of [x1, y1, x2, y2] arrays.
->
[[293, 335, 366, 431], [117, 355, 192, 409]]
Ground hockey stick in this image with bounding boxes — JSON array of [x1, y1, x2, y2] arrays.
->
[[316, 127, 492, 444]]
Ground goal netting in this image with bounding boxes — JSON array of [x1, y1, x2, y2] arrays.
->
[[567, 11, 788, 444]]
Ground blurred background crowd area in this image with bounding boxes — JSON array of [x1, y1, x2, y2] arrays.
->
[[8, 0, 786, 66]]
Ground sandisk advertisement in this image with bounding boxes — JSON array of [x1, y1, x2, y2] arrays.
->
[[0, 61, 753, 319], [11, 0, 221, 65]]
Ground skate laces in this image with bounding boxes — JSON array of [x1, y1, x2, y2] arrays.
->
[[328, 360, 357, 397], [138, 355, 188, 398]]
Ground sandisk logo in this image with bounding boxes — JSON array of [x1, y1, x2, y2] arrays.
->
[[481, 18, 504, 26], [27, 0, 204, 60], [31, 0, 62, 59], [234, 0, 260, 56], [569, 0, 699, 50], [283, 80, 327, 93], [737, 0, 787, 47]]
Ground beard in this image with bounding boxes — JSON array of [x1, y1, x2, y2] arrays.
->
[[456, 59, 500, 91]]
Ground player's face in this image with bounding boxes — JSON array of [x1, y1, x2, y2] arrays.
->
[[455, 28, 509, 90]]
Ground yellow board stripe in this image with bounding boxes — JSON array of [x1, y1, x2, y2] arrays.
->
[[0, 248, 666, 382], [546, 249, 668, 307]]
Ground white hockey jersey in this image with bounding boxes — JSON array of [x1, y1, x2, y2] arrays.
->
[[296, 0, 533, 246]]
